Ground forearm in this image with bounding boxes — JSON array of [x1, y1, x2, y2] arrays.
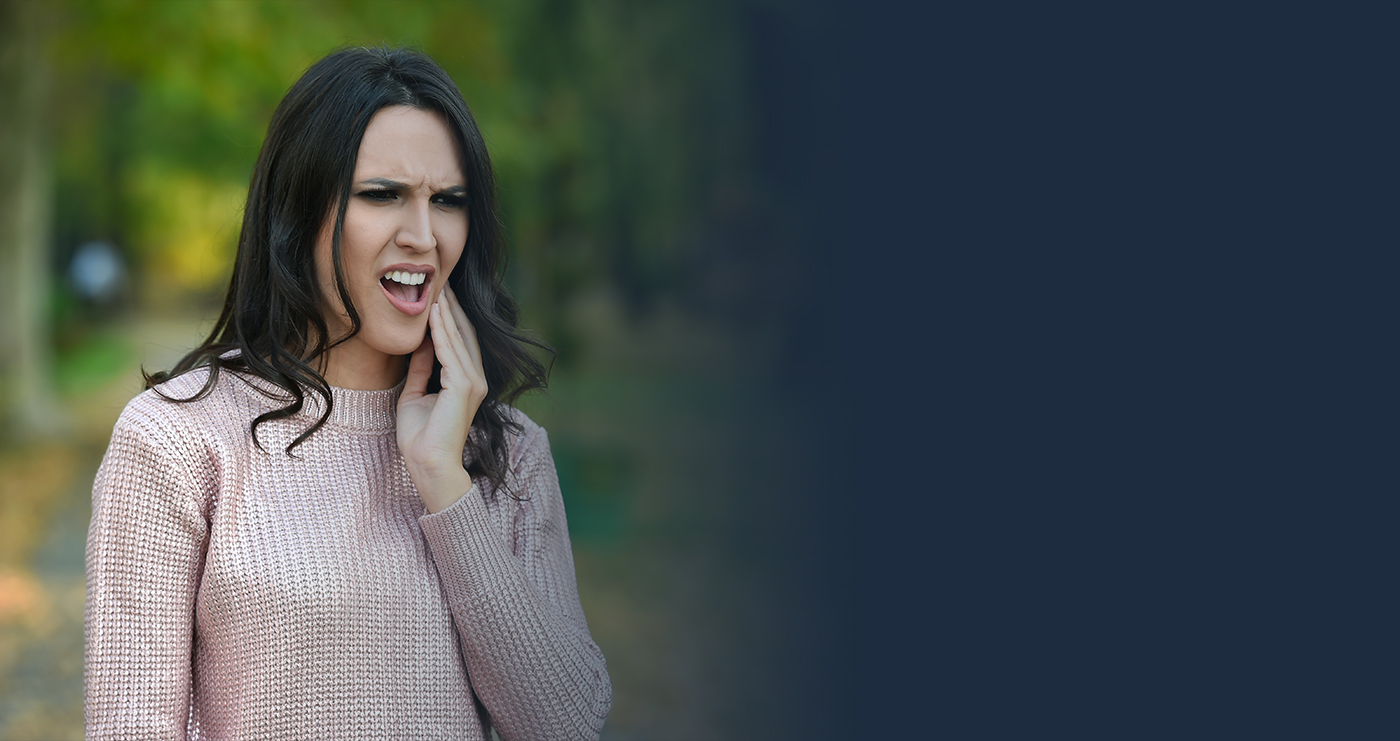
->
[[420, 489, 611, 741]]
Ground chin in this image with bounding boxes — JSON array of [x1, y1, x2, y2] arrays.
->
[[368, 325, 428, 358]]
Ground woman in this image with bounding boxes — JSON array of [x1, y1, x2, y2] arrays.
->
[[85, 47, 611, 740]]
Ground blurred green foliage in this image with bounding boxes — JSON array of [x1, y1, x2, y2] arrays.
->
[[53, 331, 133, 398], [552, 440, 635, 545], [43, 0, 763, 370]]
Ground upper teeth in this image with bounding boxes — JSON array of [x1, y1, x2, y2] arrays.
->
[[386, 271, 427, 285]]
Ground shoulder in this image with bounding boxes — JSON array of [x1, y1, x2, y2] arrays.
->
[[501, 405, 549, 471], [103, 366, 281, 501], [492, 406, 568, 519], [112, 365, 264, 454], [99, 369, 218, 503]]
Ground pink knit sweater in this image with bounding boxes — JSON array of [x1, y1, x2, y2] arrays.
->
[[85, 367, 611, 740]]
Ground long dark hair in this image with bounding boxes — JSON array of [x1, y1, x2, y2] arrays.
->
[[147, 46, 551, 490]]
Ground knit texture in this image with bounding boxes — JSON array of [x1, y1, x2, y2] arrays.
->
[[85, 367, 611, 740]]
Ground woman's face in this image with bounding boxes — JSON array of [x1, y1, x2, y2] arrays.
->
[[315, 105, 468, 372]]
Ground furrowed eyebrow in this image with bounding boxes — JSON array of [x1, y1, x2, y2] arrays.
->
[[357, 178, 467, 195], [357, 178, 408, 189]]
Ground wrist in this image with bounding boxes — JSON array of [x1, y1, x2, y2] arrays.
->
[[410, 466, 474, 514]]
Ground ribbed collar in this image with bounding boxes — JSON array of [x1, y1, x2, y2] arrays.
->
[[229, 367, 403, 435], [303, 380, 403, 434]]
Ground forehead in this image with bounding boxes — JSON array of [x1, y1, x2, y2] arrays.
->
[[353, 106, 465, 184]]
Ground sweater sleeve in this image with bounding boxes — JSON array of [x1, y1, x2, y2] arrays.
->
[[418, 423, 611, 741], [86, 412, 209, 740]]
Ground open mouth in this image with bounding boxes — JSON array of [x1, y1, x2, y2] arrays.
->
[[379, 267, 434, 315]]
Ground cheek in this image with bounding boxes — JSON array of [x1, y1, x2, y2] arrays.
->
[[443, 218, 469, 274], [330, 212, 386, 298], [442, 243, 466, 283], [313, 221, 371, 319]]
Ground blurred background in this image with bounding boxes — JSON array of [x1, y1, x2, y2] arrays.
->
[[0, 0, 844, 738]]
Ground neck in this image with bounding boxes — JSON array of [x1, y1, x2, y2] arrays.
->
[[319, 342, 406, 390]]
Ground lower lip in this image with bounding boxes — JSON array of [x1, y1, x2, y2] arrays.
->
[[380, 280, 431, 316]]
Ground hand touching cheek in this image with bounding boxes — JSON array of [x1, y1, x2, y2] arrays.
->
[[396, 286, 488, 513]]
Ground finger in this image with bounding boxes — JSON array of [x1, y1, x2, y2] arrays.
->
[[425, 302, 471, 440], [431, 298, 475, 388], [442, 286, 476, 355], [443, 286, 484, 373], [443, 284, 469, 331], [402, 333, 434, 400]]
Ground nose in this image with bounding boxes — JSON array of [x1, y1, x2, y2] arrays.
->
[[395, 199, 437, 253]]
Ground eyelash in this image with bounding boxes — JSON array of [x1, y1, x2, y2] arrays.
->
[[358, 189, 397, 202], [356, 190, 466, 209]]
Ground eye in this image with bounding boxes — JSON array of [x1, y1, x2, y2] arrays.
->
[[433, 193, 466, 209], [357, 189, 398, 202]]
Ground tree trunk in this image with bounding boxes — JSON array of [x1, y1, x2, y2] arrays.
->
[[0, 0, 64, 436]]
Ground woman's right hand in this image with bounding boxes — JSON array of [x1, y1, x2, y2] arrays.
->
[[397, 286, 487, 512]]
